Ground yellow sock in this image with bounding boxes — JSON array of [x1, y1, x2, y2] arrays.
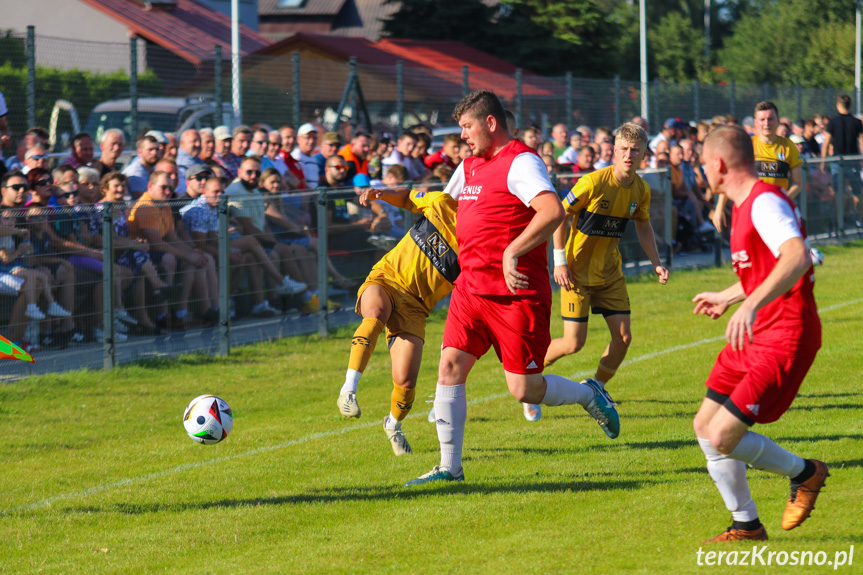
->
[[595, 359, 618, 384], [348, 318, 385, 373], [391, 384, 416, 422]]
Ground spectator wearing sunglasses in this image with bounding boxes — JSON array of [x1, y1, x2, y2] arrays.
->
[[21, 145, 48, 176], [26, 168, 55, 207]]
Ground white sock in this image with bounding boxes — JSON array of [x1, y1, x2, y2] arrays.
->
[[541, 374, 595, 407], [385, 413, 400, 430], [435, 383, 466, 473], [340, 369, 361, 395], [699, 438, 759, 522], [729, 431, 806, 477], [594, 377, 607, 389]]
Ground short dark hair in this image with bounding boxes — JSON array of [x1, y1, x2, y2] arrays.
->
[[838, 94, 852, 110], [452, 90, 507, 128], [52, 164, 77, 182], [2, 170, 28, 188], [415, 132, 431, 148], [754, 101, 779, 116], [399, 132, 419, 143], [71, 132, 93, 147]]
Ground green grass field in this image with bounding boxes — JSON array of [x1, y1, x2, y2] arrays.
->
[[2, 244, 862, 574]]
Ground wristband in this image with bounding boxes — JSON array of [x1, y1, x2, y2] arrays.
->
[[553, 249, 567, 267]]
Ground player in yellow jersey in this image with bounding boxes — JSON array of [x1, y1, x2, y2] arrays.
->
[[545, 123, 669, 435], [712, 101, 802, 230], [336, 178, 458, 456]]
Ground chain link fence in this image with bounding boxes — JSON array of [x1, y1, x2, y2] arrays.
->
[[0, 31, 852, 150]]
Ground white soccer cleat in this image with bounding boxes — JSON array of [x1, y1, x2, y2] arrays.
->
[[522, 403, 542, 422], [384, 417, 412, 456], [337, 392, 361, 418]]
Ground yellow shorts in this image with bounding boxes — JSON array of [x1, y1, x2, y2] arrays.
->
[[356, 268, 428, 341], [560, 274, 630, 322]]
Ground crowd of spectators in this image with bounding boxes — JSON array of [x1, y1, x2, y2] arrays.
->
[[1, 84, 861, 354]]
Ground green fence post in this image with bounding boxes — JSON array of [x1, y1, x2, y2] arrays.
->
[[730, 79, 736, 119], [102, 202, 115, 370], [613, 75, 621, 128], [292, 52, 301, 127], [796, 82, 802, 121], [836, 157, 845, 239], [694, 78, 701, 122], [218, 194, 230, 356], [515, 69, 523, 131], [215, 45, 223, 125], [396, 60, 404, 130], [130, 36, 138, 141], [317, 188, 329, 338], [462, 65, 469, 98], [26, 26, 36, 129]]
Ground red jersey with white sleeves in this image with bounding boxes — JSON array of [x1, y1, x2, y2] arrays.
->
[[443, 139, 555, 296], [731, 181, 820, 347]]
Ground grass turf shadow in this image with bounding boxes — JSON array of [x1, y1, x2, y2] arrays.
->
[[69, 477, 656, 515]]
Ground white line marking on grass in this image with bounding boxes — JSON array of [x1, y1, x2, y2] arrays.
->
[[8, 297, 862, 514]]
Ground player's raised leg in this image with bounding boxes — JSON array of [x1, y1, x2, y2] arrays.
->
[[406, 346, 475, 485], [338, 284, 389, 418], [384, 333, 423, 456], [510, 371, 619, 439]]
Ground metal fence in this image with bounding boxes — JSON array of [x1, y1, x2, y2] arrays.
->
[[0, 30, 853, 149], [2, 159, 859, 379]]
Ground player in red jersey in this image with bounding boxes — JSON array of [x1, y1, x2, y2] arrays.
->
[[406, 90, 620, 486], [692, 126, 828, 543]]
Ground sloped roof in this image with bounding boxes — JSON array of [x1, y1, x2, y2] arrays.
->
[[328, 0, 398, 41], [79, 0, 271, 64], [259, 0, 346, 16], [253, 33, 556, 99]]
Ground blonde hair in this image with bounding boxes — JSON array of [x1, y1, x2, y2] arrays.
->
[[615, 122, 648, 145]]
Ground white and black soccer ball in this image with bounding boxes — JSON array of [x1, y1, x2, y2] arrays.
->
[[810, 247, 824, 266], [183, 395, 233, 444]]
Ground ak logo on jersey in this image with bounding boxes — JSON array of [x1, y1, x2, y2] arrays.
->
[[576, 210, 629, 238], [410, 216, 460, 284], [427, 232, 449, 257]]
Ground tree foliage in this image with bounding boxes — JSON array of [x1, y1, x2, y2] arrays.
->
[[382, 0, 855, 87]]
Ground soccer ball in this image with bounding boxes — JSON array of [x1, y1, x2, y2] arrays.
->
[[810, 247, 824, 266], [183, 395, 233, 444]]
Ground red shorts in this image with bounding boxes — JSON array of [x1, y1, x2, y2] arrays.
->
[[705, 338, 819, 424], [442, 286, 550, 375]]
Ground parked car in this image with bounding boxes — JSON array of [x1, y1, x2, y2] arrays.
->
[[84, 95, 233, 142]]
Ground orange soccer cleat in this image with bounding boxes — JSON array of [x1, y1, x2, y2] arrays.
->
[[782, 459, 830, 530], [703, 524, 768, 544]]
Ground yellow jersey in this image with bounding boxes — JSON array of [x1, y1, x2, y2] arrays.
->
[[562, 166, 651, 286], [372, 189, 459, 314], [752, 135, 802, 192]]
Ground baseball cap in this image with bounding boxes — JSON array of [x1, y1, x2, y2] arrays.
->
[[298, 123, 318, 136], [213, 126, 232, 141], [789, 135, 805, 145], [352, 174, 371, 187], [186, 164, 214, 180], [146, 130, 168, 144], [321, 131, 341, 144]]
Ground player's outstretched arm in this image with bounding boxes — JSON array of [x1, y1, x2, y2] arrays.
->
[[502, 191, 565, 294], [693, 281, 744, 320], [358, 187, 410, 209], [634, 219, 669, 284], [725, 236, 810, 350]]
